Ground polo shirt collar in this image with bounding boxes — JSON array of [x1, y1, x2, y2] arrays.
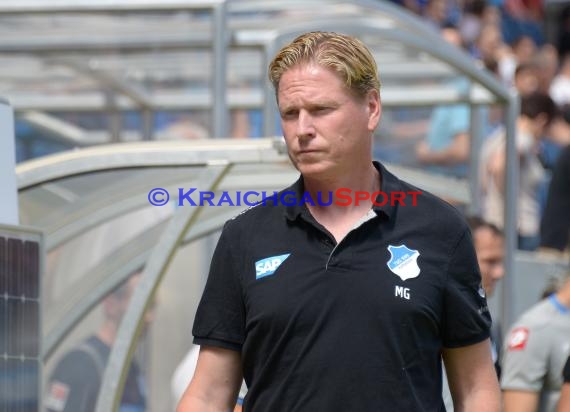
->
[[283, 161, 401, 221]]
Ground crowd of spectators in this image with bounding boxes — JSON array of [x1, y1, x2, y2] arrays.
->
[[388, 0, 570, 253]]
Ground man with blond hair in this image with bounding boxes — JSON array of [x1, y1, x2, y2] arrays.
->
[[178, 31, 500, 412]]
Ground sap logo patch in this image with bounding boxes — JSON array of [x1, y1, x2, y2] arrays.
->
[[387, 244, 420, 281], [255, 254, 290, 279]]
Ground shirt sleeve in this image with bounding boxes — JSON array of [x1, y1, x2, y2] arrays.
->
[[500, 323, 548, 391], [562, 357, 570, 383], [192, 222, 245, 351], [442, 228, 492, 348], [44, 350, 99, 412], [448, 105, 470, 136]]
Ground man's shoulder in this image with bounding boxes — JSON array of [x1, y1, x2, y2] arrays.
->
[[510, 299, 558, 331], [224, 200, 282, 232], [503, 299, 561, 358], [395, 175, 469, 234], [223, 184, 296, 230], [49, 349, 99, 389], [51, 337, 107, 379]]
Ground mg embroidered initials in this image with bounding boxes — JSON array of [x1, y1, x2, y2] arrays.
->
[[395, 286, 410, 300]]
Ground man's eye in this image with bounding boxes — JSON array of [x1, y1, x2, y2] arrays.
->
[[282, 111, 297, 119]]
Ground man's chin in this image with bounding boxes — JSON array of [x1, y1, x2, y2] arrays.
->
[[294, 161, 331, 176]]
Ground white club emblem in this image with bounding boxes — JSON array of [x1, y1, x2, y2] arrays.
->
[[387, 244, 421, 281]]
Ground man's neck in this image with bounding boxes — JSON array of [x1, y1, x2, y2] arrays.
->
[[97, 322, 118, 347], [303, 162, 379, 204], [302, 162, 380, 242], [555, 279, 570, 308]]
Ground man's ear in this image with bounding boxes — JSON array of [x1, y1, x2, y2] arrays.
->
[[367, 89, 382, 132]]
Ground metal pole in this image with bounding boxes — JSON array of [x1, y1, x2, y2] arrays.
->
[[501, 91, 520, 331], [263, 41, 279, 137], [141, 108, 154, 141], [468, 104, 485, 215], [105, 90, 122, 143], [211, 1, 228, 137]]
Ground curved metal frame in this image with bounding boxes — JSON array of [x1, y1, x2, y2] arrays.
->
[[16, 138, 285, 189], [42, 206, 242, 361], [94, 162, 231, 412]]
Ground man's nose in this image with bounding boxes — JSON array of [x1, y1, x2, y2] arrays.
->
[[296, 110, 315, 139], [493, 263, 505, 281]]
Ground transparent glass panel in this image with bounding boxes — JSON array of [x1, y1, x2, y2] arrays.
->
[[43, 273, 152, 412]]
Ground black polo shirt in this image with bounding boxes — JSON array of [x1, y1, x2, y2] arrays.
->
[[193, 161, 491, 412]]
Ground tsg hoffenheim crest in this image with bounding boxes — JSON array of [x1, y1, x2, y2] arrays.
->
[[387, 244, 421, 281]]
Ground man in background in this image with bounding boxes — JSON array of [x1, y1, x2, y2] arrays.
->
[[501, 270, 570, 412], [466, 216, 505, 374], [45, 274, 150, 412]]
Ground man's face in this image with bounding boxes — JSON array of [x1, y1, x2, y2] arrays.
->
[[473, 227, 505, 296], [106, 273, 155, 331], [277, 63, 380, 178], [478, 29, 501, 59], [514, 70, 539, 97]]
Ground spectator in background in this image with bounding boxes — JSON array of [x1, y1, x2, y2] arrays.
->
[[514, 62, 540, 97], [513, 35, 538, 65], [474, 23, 517, 87], [443, 216, 505, 411], [459, 0, 487, 49], [550, 54, 570, 108], [500, 36, 538, 87], [474, 23, 505, 62], [466, 216, 505, 375], [415, 24, 474, 178], [480, 92, 558, 251], [535, 44, 559, 95], [422, 0, 449, 29], [505, 0, 543, 23], [540, 143, 570, 253], [539, 104, 570, 174], [558, 357, 570, 412], [45, 274, 151, 412], [501, 269, 570, 412]]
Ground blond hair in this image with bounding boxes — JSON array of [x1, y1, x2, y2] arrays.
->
[[268, 31, 381, 98]]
